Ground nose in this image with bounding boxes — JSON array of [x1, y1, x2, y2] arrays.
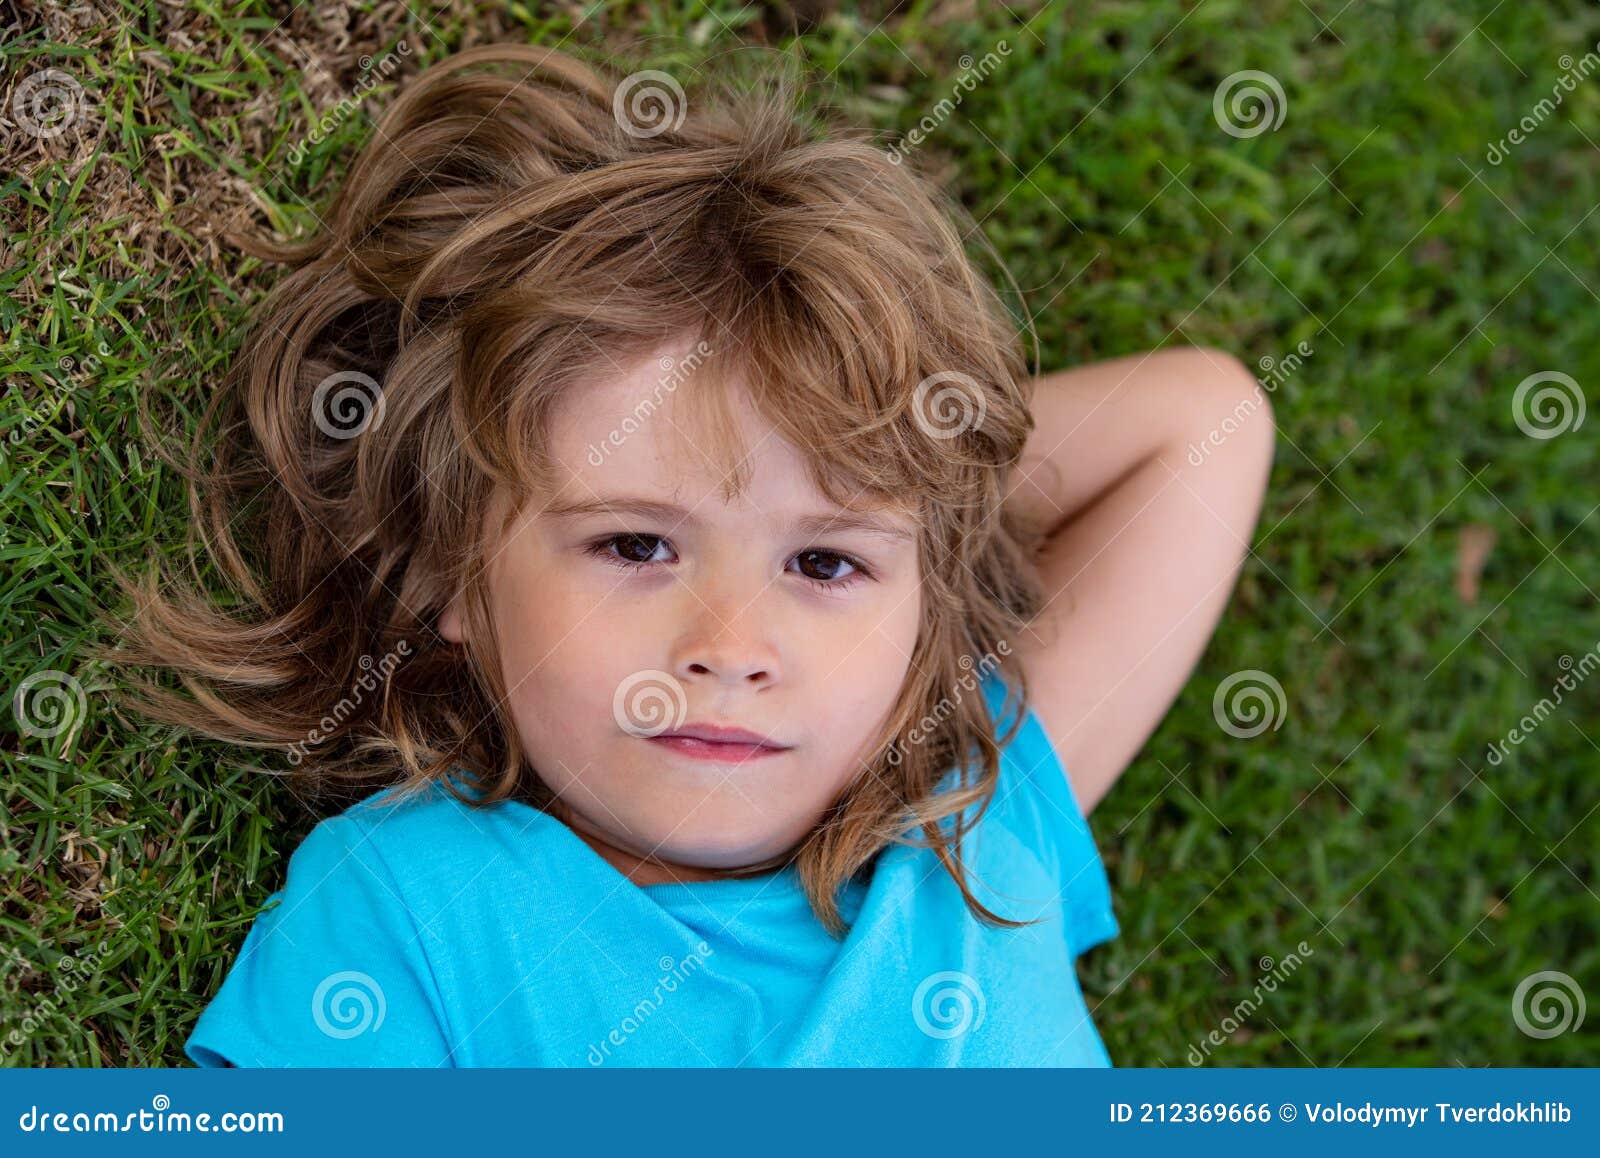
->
[[670, 583, 781, 689]]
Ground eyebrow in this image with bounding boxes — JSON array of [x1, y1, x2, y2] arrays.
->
[[543, 496, 917, 543]]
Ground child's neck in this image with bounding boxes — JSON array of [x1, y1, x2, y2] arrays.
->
[[564, 815, 732, 886]]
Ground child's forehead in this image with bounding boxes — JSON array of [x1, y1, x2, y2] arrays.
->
[[537, 486, 918, 544], [546, 346, 792, 488], [545, 426, 895, 528], [543, 394, 915, 535], [534, 338, 920, 531], [555, 343, 761, 438]]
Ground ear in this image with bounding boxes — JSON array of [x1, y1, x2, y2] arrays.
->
[[437, 594, 465, 644]]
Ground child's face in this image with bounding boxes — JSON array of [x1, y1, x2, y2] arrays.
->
[[439, 343, 923, 877]]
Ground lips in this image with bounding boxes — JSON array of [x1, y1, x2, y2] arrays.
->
[[658, 723, 787, 747], [646, 723, 792, 765]]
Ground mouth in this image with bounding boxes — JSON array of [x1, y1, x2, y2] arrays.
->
[[646, 724, 792, 765]]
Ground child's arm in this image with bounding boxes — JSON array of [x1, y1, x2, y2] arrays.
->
[[1004, 347, 1276, 815]]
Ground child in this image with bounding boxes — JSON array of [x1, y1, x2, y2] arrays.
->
[[117, 42, 1273, 1067]]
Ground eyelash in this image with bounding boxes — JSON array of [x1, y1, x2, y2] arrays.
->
[[582, 533, 875, 593]]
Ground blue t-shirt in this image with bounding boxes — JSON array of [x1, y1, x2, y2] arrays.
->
[[184, 667, 1120, 1067]]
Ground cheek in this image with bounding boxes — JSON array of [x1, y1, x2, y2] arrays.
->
[[851, 580, 922, 667], [485, 569, 624, 750], [812, 596, 920, 722], [489, 557, 621, 670]]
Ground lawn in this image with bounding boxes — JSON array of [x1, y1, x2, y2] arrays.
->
[[2, 0, 1596, 1066]]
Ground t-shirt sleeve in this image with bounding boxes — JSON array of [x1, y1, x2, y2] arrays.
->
[[978, 666, 1121, 957], [184, 813, 454, 1068]]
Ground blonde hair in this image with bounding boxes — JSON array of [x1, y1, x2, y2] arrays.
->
[[110, 43, 1052, 937]]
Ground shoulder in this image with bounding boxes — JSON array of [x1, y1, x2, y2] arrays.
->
[[971, 666, 1092, 861], [335, 775, 534, 892], [966, 665, 1120, 955], [183, 775, 521, 1068]]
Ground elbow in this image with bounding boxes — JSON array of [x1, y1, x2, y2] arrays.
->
[[1181, 347, 1277, 470]]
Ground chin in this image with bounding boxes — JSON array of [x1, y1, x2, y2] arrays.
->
[[646, 825, 789, 871]]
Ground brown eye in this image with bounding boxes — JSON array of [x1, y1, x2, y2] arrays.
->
[[613, 533, 663, 563], [585, 533, 672, 569], [793, 549, 859, 584]]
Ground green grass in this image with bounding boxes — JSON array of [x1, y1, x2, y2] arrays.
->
[[3, 0, 1596, 1066]]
